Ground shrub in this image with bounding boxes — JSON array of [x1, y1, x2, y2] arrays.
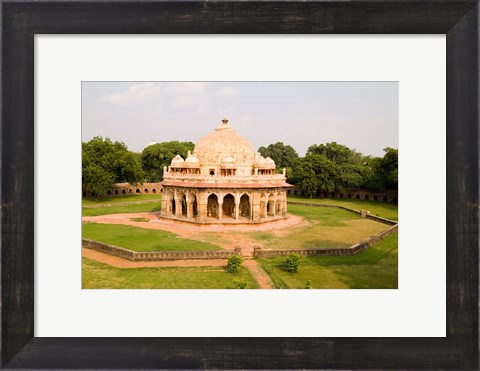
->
[[227, 255, 243, 273], [232, 279, 247, 289], [285, 253, 301, 273], [304, 280, 312, 289]]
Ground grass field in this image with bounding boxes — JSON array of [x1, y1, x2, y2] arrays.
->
[[287, 195, 398, 221], [82, 193, 162, 206], [82, 203, 161, 216], [82, 222, 221, 252], [258, 232, 398, 289], [246, 204, 389, 249], [82, 258, 260, 289]]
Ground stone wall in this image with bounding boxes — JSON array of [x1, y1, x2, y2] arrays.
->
[[287, 186, 398, 202], [83, 182, 163, 197], [253, 224, 398, 258], [83, 238, 241, 261], [82, 199, 161, 209]]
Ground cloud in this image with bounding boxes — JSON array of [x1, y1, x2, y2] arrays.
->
[[100, 82, 162, 106], [216, 87, 240, 98], [163, 82, 207, 109]]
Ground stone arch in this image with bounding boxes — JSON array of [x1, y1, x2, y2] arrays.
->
[[152, 189, 157, 193], [144, 189, 149, 193], [122, 190, 126, 194], [383, 195, 388, 202], [114, 190, 119, 195], [136, 189, 140, 193], [347, 193, 352, 199], [340, 193, 344, 199], [207, 194, 219, 219], [294, 190, 297, 195], [365, 194, 369, 200], [287, 190, 291, 195], [189, 193, 198, 217], [107, 190, 111, 195], [374, 195, 378, 201], [355, 194, 360, 199], [240, 194, 250, 218], [267, 193, 276, 216], [181, 194, 187, 216], [223, 194, 235, 218]]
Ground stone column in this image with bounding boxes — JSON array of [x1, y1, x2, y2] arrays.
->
[[235, 202, 240, 220], [218, 202, 223, 221], [187, 201, 193, 219], [174, 198, 181, 217]]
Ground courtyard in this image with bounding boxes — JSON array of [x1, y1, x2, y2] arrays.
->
[[82, 194, 398, 289]]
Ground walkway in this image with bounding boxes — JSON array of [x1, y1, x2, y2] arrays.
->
[[83, 248, 273, 289]]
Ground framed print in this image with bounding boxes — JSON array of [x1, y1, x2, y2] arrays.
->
[[2, 1, 478, 369]]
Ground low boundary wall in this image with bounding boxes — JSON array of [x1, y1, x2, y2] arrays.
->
[[82, 199, 161, 209], [253, 224, 398, 258], [82, 238, 240, 261], [288, 201, 397, 225]]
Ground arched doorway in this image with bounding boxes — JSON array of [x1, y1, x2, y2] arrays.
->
[[190, 193, 198, 217], [267, 194, 275, 216], [240, 194, 250, 218], [365, 194, 369, 200], [207, 194, 219, 219], [223, 194, 235, 218], [181, 194, 187, 216]]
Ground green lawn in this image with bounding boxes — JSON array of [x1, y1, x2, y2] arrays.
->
[[246, 204, 389, 250], [82, 258, 260, 289], [82, 222, 221, 252], [287, 195, 398, 221], [82, 203, 161, 216], [82, 193, 162, 206], [257, 232, 398, 289]]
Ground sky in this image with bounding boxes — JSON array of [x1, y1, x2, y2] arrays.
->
[[82, 81, 398, 157]]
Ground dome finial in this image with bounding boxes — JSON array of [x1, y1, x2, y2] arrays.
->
[[222, 117, 229, 125]]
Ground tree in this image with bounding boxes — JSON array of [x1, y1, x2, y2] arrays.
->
[[364, 148, 398, 190], [289, 157, 318, 197], [141, 141, 195, 181], [232, 279, 247, 289], [285, 253, 301, 273], [258, 142, 298, 169], [227, 255, 244, 273], [82, 137, 143, 196]]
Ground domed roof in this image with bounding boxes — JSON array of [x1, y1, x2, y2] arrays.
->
[[221, 155, 237, 169], [194, 118, 255, 163], [254, 155, 275, 169], [184, 151, 200, 167], [170, 154, 185, 167]]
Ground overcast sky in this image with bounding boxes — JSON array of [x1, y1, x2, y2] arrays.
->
[[82, 81, 398, 157]]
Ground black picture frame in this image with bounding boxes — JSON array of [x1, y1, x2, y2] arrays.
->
[[2, 1, 478, 369]]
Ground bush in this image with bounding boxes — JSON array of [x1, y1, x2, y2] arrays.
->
[[232, 279, 247, 289], [304, 280, 312, 289], [285, 253, 301, 273], [227, 255, 244, 273]]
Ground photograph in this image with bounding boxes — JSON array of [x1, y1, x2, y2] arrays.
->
[[81, 81, 398, 289]]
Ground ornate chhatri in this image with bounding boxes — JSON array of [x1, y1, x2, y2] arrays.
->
[[160, 118, 291, 223]]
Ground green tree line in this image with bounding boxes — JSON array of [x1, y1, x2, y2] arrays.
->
[[83, 137, 397, 197]]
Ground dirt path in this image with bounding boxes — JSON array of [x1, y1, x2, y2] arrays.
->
[[83, 248, 274, 289], [82, 212, 306, 257], [82, 248, 227, 268], [243, 259, 274, 289]]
